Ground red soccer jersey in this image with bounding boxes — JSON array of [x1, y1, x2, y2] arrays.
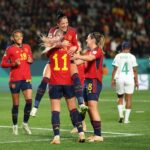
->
[[84, 47, 104, 83], [48, 26, 78, 49], [48, 48, 73, 85], [77, 64, 85, 86], [1, 44, 32, 82]]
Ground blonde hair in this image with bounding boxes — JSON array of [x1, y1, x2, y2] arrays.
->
[[98, 34, 105, 50], [90, 32, 105, 53], [40, 29, 63, 48]]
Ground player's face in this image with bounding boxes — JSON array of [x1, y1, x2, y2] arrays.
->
[[86, 34, 93, 47], [13, 32, 23, 45], [57, 17, 69, 32]]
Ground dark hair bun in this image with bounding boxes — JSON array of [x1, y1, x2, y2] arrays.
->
[[56, 9, 66, 20]]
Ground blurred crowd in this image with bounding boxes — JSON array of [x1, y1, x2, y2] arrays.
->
[[0, 0, 150, 59]]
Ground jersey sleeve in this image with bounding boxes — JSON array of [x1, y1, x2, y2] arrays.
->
[[132, 55, 138, 67], [91, 49, 102, 59], [112, 55, 119, 67], [1, 49, 13, 68], [26, 44, 33, 59]]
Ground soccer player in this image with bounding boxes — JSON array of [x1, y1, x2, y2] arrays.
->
[[70, 41, 87, 133], [1, 29, 33, 135], [30, 10, 88, 116], [47, 38, 85, 144], [72, 32, 105, 142], [111, 41, 138, 123]]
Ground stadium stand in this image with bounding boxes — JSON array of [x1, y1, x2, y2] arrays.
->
[[0, 0, 150, 59]]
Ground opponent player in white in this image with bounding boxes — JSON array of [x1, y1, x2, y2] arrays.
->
[[111, 41, 138, 123]]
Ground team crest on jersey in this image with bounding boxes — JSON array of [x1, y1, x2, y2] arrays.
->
[[92, 51, 97, 54], [68, 35, 72, 40], [24, 48, 28, 52]]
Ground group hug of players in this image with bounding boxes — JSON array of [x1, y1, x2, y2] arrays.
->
[[0, 10, 138, 144]]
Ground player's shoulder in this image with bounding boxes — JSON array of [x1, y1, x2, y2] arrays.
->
[[126, 53, 136, 60], [129, 53, 136, 57], [6, 45, 15, 52], [23, 44, 31, 49], [114, 53, 121, 59], [49, 26, 58, 33], [68, 26, 76, 33], [92, 47, 103, 56]]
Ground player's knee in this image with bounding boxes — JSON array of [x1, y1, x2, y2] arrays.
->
[[117, 94, 124, 98], [42, 77, 50, 84], [26, 99, 32, 104]]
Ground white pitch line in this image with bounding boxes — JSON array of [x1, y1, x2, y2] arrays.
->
[[100, 99, 150, 103], [135, 111, 145, 113], [0, 125, 143, 136], [0, 135, 142, 144], [1, 97, 150, 102], [0, 125, 143, 144], [0, 139, 49, 144]]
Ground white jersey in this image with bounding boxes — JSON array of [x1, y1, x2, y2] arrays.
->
[[112, 52, 138, 80]]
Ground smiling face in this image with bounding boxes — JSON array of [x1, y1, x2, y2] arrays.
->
[[86, 34, 95, 48], [12, 32, 23, 46], [57, 17, 69, 32]]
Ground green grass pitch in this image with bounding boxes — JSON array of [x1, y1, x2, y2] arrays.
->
[[0, 90, 150, 150]]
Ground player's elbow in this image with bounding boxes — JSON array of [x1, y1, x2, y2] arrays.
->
[[1, 64, 6, 68]]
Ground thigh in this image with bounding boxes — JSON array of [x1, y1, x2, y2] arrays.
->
[[21, 80, 32, 100], [9, 81, 21, 93], [21, 80, 32, 91], [116, 79, 124, 95], [22, 89, 32, 100], [43, 63, 51, 78], [66, 97, 77, 111], [125, 79, 134, 94], [51, 99, 61, 112], [70, 63, 78, 76], [9, 81, 22, 105]]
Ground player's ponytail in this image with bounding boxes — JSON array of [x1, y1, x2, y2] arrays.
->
[[98, 34, 105, 50], [56, 9, 66, 22]]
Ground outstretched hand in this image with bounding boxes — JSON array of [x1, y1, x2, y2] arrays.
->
[[67, 46, 77, 56], [27, 56, 33, 63], [61, 40, 70, 47]]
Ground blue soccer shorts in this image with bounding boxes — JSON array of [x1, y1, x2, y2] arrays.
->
[[83, 78, 102, 102], [9, 80, 32, 93], [48, 85, 75, 99]]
